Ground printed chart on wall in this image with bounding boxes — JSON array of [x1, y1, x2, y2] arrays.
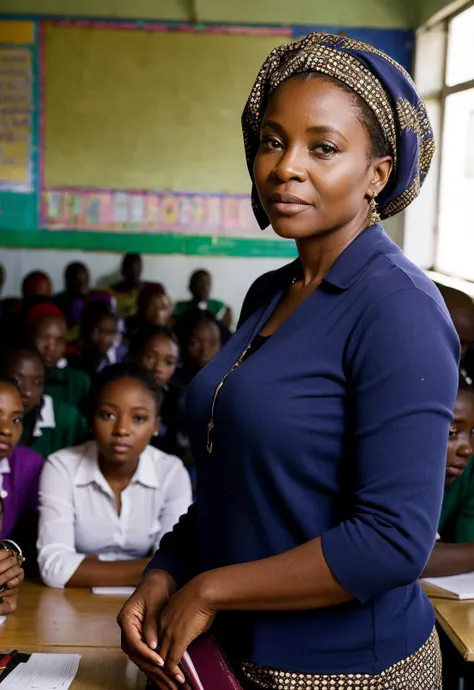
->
[[0, 20, 37, 230]]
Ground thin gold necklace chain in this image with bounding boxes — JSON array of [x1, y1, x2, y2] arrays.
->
[[206, 269, 298, 455], [206, 343, 252, 454]]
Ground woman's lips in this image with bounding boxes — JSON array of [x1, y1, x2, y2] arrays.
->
[[268, 192, 312, 216]]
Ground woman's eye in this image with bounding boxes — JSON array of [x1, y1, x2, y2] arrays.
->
[[12, 416, 23, 425], [133, 415, 147, 424], [164, 358, 176, 366], [449, 428, 457, 438], [314, 143, 337, 157], [261, 136, 282, 150]]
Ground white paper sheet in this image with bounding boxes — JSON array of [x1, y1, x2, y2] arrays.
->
[[0, 615, 6, 626], [91, 586, 134, 596], [423, 572, 474, 599], [0, 653, 80, 689]]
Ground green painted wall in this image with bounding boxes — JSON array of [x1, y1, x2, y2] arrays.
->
[[1, 0, 416, 28], [417, 0, 461, 24]]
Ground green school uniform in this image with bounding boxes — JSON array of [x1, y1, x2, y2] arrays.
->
[[173, 298, 227, 321], [439, 457, 474, 542], [45, 364, 90, 409], [21, 394, 88, 459]]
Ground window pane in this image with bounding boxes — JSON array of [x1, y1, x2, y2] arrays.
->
[[446, 5, 474, 87], [436, 88, 474, 279]]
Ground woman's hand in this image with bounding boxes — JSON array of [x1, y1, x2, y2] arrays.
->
[[158, 574, 217, 685], [0, 549, 24, 591], [0, 549, 24, 615], [118, 570, 180, 690]]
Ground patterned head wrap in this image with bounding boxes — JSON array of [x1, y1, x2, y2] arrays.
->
[[242, 32, 434, 228]]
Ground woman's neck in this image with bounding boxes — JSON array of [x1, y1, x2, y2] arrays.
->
[[295, 218, 368, 287], [98, 452, 140, 484]]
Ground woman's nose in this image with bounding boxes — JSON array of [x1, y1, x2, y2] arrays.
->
[[272, 148, 308, 183]]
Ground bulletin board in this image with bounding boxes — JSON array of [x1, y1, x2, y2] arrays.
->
[[0, 19, 38, 231], [0, 16, 415, 257]]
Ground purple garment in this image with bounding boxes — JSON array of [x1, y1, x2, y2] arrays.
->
[[0, 446, 44, 539]]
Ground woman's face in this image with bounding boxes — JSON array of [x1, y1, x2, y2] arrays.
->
[[0, 383, 24, 457], [93, 378, 159, 466], [253, 76, 390, 239], [33, 315, 67, 369], [446, 390, 474, 485], [137, 335, 179, 389], [6, 352, 45, 414]]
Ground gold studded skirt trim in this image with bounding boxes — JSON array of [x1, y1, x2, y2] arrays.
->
[[240, 628, 441, 690]]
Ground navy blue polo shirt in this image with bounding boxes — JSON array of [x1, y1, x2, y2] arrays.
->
[[149, 225, 459, 674]]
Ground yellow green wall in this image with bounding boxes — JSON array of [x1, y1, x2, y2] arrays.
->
[[1, 0, 416, 28]]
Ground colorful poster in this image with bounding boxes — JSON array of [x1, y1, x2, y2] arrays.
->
[[0, 47, 33, 192]]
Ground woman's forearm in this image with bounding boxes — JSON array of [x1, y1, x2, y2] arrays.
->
[[66, 556, 151, 588], [423, 542, 474, 578], [201, 537, 352, 612]]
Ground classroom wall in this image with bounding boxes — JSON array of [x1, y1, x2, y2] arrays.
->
[[1, 0, 416, 28], [417, 0, 464, 24]]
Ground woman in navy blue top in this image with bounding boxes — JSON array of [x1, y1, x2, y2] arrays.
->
[[119, 34, 458, 689]]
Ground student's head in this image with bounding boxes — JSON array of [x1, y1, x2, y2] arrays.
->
[[21, 271, 53, 300], [65, 262, 90, 299], [130, 327, 179, 389], [0, 347, 45, 414], [90, 363, 161, 466], [438, 285, 474, 361], [446, 376, 474, 485], [138, 286, 172, 327], [121, 253, 142, 288], [189, 270, 211, 303], [0, 378, 24, 457], [28, 304, 67, 370], [81, 303, 119, 357], [184, 311, 221, 369]]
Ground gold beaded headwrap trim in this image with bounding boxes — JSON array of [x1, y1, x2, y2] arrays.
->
[[242, 32, 435, 227]]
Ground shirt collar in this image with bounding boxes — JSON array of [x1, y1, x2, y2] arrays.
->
[[322, 224, 394, 291], [33, 395, 56, 437], [75, 442, 160, 490], [0, 457, 10, 474]]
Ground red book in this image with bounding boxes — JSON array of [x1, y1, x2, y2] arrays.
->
[[180, 634, 244, 690]]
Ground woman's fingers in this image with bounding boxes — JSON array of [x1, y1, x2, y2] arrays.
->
[[0, 563, 23, 588], [0, 594, 17, 614], [119, 611, 164, 669]]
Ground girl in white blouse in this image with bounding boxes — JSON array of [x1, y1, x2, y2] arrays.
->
[[37, 363, 192, 589]]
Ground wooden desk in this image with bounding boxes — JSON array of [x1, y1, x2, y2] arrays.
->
[[431, 596, 474, 662], [0, 648, 146, 690], [0, 582, 148, 689], [1, 581, 126, 648]]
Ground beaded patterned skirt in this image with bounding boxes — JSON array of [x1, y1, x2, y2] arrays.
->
[[240, 628, 442, 690]]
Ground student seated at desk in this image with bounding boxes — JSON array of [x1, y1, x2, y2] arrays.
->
[[54, 261, 90, 334], [28, 303, 90, 409], [68, 302, 127, 376], [110, 253, 144, 319], [37, 363, 192, 589], [126, 285, 172, 340], [424, 376, 474, 577], [173, 269, 232, 329], [129, 326, 188, 460], [0, 346, 87, 459], [173, 309, 223, 388]]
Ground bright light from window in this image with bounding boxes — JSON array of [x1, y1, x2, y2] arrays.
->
[[446, 5, 474, 87]]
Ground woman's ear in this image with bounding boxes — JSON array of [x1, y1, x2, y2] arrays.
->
[[369, 156, 393, 197]]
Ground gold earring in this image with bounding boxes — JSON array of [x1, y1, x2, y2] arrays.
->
[[368, 194, 381, 226]]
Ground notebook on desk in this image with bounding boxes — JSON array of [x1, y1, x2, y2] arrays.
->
[[146, 634, 243, 690], [423, 572, 474, 599]]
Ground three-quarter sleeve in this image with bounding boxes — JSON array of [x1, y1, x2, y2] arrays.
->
[[37, 455, 86, 588], [145, 503, 197, 588], [153, 462, 193, 550], [321, 288, 459, 603]]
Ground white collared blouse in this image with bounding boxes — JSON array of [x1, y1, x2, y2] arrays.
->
[[37, 440, 192, 588]]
